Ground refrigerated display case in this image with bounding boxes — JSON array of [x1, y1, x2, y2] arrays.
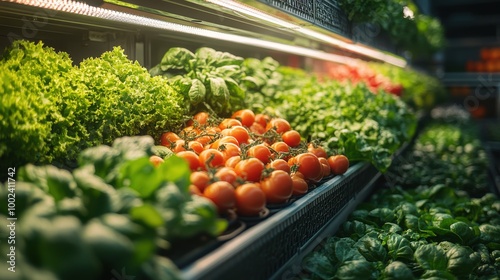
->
[[1, 1, 473, 280]]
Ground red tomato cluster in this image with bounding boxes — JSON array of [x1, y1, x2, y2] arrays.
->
[[155, 109, 350, 217], [328, 64, 403, 96]]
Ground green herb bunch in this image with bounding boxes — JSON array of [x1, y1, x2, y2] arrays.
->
[[339, 0, 445, 58], [150, 47, 246, 116], [0, 41, 186, 175]]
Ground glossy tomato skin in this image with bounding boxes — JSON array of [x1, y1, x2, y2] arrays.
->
[[235, 183, 266, 216], [215, 167, 238, 186], [210, 135, 239, 149], [265, 118, 291, 134], [231, 109, 255, 127], [294, 153, 323, 182], [235, 158, 265, 182], [189, 184, 203, 196], [260, 170, 293, 204], [308, 143, 328, 158], [172, 139, 187, 153], [247, 144, 272, 164], [176, 151, 200, 171], [327, 155, 350, 175], [160, 132, 181, 147], [149, 155, 164, 167], [227, 126, 250, 145], [198, 149, 225, 170], [188, 111, 210, 126], [219, 118, 242, 130], [270, 141, 290, 160], [267, 159, 291, 174], [203, 181, 236, 213], [281, 130, 301, 147], [188, 141, 204, 154], [255, 113, 271, 128], [249, 123, 266, 134], [190, 171, 211, 192], [291, 173, 308, 196], [225, 156, 242, 168], [318, 157, 331, 177], [219, 143, 241, 162]]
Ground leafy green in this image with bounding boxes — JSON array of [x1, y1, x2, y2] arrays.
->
[[76, 47, 186, 145], [3, 135, 227, 280], [368, 62, 447, 110], [383, 261, 415, 280], [301, 110, 500, 279], [0, 41, 186, 177], [0, 40, 89, 172], [272, 81, 416, 172], [151, 46, 246, 116], [414, 244, 448, 270], [338, 0, 445, 58]]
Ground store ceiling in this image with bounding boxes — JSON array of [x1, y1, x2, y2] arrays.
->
[[427, 0, 500, 48]]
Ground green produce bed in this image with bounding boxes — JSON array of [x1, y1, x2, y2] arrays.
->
[[181, 162, 379, 280]]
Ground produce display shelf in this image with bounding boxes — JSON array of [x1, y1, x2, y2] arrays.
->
[[181, 161, 379, 280]]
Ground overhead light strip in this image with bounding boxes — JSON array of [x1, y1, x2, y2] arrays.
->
[[3, 0, 364, 65], [206, 0, 407, 67], [3, 0, 406, 67]]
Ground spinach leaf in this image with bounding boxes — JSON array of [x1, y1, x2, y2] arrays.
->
[[159, 47, 195, 71], [439, 242, 481, 276], [414, 244, 448, 271], [302, 252, 336, 280], [387, 234, 414, 261], [383, 261, 415, 280], [335, 260, 378, 280], [356, 233, 388, 262]]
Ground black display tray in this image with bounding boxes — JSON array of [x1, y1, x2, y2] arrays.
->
[[180, 162, 379, 280]]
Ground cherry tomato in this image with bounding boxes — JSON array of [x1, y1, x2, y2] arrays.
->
[[149, 155, 164, 167], [195, 126, 219, 146], [270, 141, 290, 159], [215, 167, 238, 186], [294, 152, 323, 182], [227, 126, 250, 145], [265, 118, 291, 133], [180, 125, 200, 139], [187, 111, 210, 126], [308, 143, 328, 158], [231, 109, 255, 127], [188, 141, 204, 154], [249, 123, 266, 134], [235, 183, 266, 216], [225, 155, 242, 168], [203, 181, 236, 213], [267, 159, 291, 174], [247, 144, 272, 164], [160, 132, 181, 147], [318, 157, 331, 177], [219, 143, 241, 162], [198, 149, 225, 170], [219, 118, 242, 130], [291, 173, 308, 196], [293, 171, 305, 179], [211, 136, 239, 149], [255, 113, 271, 128], [189, 184, 203, 196], [172, 139, 187, 153], [190, 171, 211, 192], [327, 155, 350, 175], [195, 135, 212, 146], [260, 170, 293, 204], [281, 130, 301, 147], [235, 158, 265, 182], [176, 151, 200, 171]]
